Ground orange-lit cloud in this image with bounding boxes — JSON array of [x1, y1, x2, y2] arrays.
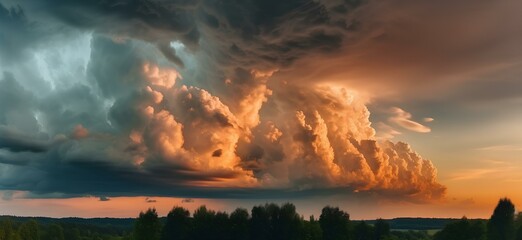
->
[[0, 57, 447, 201], [375, 122, 401, 140], [475, 145, 522, 152], [0, 0, 453, 206], [424, 118, 434, 123], [388, 107, 431, 133], [71, 124, 89, 139], [122, 63, 445, 200]]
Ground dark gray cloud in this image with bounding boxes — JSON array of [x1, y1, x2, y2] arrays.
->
[[3, 0, 362, 69], [29, 0, 198, 44], [0, 72, 38, 132], [0, 3, 37, 63], [0, 127, 49, 153]]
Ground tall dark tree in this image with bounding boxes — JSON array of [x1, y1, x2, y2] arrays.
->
[[319, 206, 350, 240], [373, 219, 389, 240], [250, 205, 271, 240], [488, 198, 516, 240], [134, 208, 162, 240], [230, 208, 249, 240], [215, 211, 232, 240], [18, 219, 39, 240], [192, 206, 217, 240], [162, 206, 192, 240], [278, 203, 303, 240], [266, 203, 281, 240]]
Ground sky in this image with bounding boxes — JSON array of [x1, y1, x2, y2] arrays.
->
[[0, 0, 521, 219]]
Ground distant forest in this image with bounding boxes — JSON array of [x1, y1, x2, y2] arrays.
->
[[0, 198, 520, 240]]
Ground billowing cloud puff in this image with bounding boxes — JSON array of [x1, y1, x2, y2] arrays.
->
[[0, 0, 446, 201]]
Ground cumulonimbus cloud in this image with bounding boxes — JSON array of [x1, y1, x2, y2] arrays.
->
[[0, 0, 446, 201]]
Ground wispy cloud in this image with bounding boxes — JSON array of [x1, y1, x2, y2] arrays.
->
[[388, 107, 431, 133], [423, 118, 434, 123], [448, 159, 515, 181], [448, 168, 502, 181], [475, 145, 522, 152], [375, 122, 401, 139]]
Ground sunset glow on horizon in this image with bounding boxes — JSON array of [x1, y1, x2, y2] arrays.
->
[[0, 0, 521, 220]]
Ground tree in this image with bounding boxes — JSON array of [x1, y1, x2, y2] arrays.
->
[[434, 217, 486, 240], [250, 205, 270, 240], [0, 219, 17, 240], [215, 211, 231, 240], [353, 222, 373, 240], [230, 208, 249, 240], [192, 206, 217, 240], [488, 198, 516, 240], [516, 212, 522, 229], [65, 228, 81, 240], [278, 203, 303, 240], [516, 226, 522, 240], [516, 213, 522, 240], [373, 219, 390, 240], [387, 230, 431, 240], [162, 206, 192, 240], [44, 224, 64, 240], [134, 208, 162, 240], [319, 206, 350, 240], [18, 220, 39, 240], [303, 216, 322, 240], [265, 203, 281, 240]]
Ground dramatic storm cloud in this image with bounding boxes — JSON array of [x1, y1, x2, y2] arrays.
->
[[0, 0, 446, 202]]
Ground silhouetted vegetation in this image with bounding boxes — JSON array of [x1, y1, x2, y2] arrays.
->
[[161, 206, 191, 240], [2, 198, 522, 240], [366, 218, 459, 231], [488, 198, 516, 240], [433, 198, 521, 240], [433, 217, 486, 240], [320, 206, 350, 240], [134, 208, 162, 240]]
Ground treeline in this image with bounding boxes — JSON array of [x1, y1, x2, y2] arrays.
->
[[0, 203, 430, 240], [0, 218, 129, 240], [433, 198, 522, 240], [1, 198, 521, 240], [132, 203, 428, 240]]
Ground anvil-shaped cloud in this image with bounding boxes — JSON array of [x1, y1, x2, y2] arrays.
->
[[0, 0, 445, 201]]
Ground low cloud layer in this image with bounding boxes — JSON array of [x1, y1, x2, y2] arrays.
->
[[0, 0, 446, 202]]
